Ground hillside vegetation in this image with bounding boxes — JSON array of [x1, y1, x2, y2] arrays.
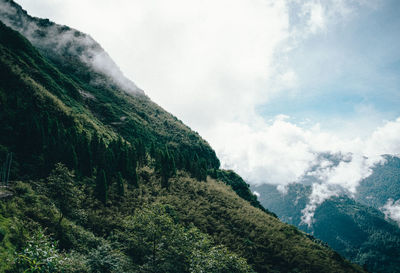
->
[[0, 1, 366, 272]]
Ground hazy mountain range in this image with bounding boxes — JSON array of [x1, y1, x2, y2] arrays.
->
[[252, 155, 400, 272]]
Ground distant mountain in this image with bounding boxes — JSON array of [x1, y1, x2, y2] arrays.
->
[[253, 169, 400, 273], [0, 0, 366, 272]]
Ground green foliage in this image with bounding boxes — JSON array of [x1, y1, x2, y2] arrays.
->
[[9, 227, 64, 273], [87, 243, 127, 273], [190, 245, 254, 273], [114, 204, 254, 273]]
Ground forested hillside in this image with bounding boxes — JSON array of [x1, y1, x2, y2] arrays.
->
[[0, 1, 367, 272], [356, 155, 400, 209]]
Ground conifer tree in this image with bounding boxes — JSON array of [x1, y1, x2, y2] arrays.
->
[[65, 145, 78, 172], [96, 169, 108, 204], [116, 172, 125, 197], [160, 147, 176, 189], [127, 159, 138, 188], [136, 139, 146, 166]]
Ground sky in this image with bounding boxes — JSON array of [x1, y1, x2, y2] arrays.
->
[[13, 0, 400, 222]]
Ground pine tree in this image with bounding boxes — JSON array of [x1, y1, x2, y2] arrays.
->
[[90, 133, 100, 167], [149, 141, 156, 159], [160, 147, 176, 189], [64, 145, 78, 172], [126, 158, 138, 188], [96, 169, 108, 204], [136, 139, 146, 166], [116, 172, 125, 197], [80, 139, 93, 177]]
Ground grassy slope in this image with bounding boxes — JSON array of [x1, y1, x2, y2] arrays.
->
[[0, 168, 364, 273], [161, 175, 362, 273]]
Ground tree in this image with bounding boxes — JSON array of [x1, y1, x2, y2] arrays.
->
[[116, 172, 125, 197], [46, 163, 79, 226], [136, 139, 146, 166], [190, 245, 255, 273], [67, 145, 78, 172], [96, 169, 108, 204], [126, 153, 138, 188], [159, 147, 176, 189]]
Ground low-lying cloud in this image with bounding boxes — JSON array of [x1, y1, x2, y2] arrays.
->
[[210, 116, 400, 225], [382, 199, 400, 227], [211, 117, 400, 186]]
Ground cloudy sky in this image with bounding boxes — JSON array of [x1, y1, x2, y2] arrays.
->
[[14, 0, 400, 194]]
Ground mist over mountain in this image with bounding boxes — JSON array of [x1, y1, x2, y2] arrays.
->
[[0, 0, 142, 95]]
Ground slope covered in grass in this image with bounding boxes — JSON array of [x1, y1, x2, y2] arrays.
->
[[0, 165, 364, 273]]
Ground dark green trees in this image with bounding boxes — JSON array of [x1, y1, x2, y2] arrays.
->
[[155, 147, 176, 189], [96, 169, 108, 204]]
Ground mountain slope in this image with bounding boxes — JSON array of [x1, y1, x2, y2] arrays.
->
[[0, 2, 366, 272], [356, 155, 400, 210], [0, 1, 220, 181]]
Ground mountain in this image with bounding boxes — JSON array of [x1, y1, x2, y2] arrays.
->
[[0, 1, 366, 272], [253, 180, 400, 273], [0, 0, 220, 181], [355, 155, 400, 210]]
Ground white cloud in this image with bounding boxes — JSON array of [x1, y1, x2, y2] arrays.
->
[[366, 117, 400, 156], [304, 2, 326, 33], [253, 191, 260, 198], [382, 199, 400, 227], [212, 116, 400, 186], [301, 183, 338, 226]]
